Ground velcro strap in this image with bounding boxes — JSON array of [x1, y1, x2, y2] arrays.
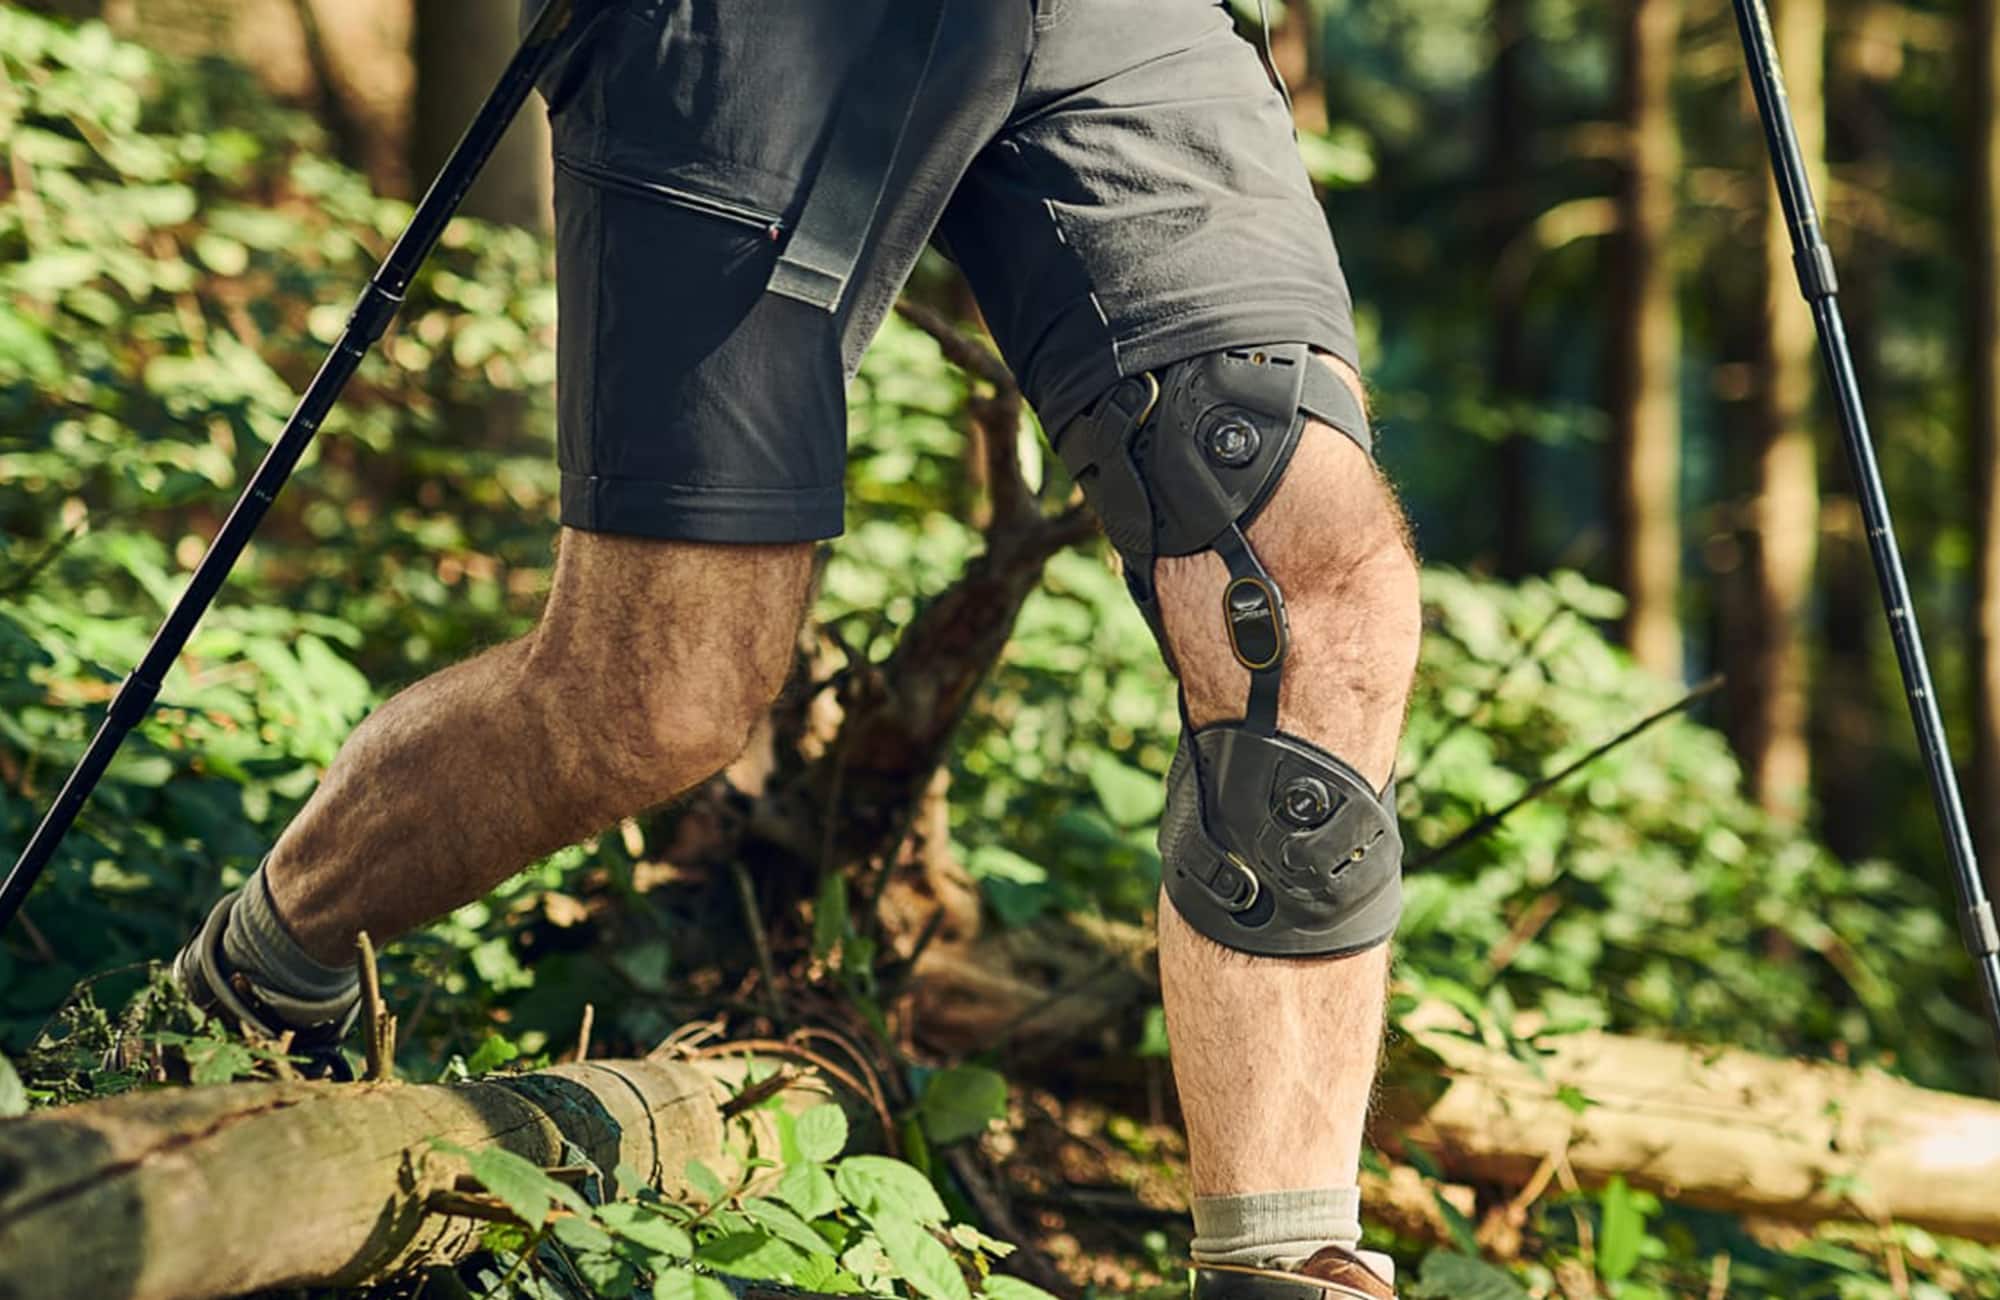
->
[[1297, 360, 1372, 457]]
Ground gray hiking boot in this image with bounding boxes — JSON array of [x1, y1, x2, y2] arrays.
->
[[1194, 1248, 1399, 1300], [169, 888, 362, 1081]]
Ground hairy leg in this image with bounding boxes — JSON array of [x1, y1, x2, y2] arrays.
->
[[1154, 354, 1420, 1195], [266, 530, 815, 965]]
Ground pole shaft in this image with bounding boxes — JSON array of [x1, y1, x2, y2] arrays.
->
[[0, 0, 580, 932], [1732, 0, 2000, 1050]]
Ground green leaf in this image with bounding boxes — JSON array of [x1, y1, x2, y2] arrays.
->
[[775, 1159, 843, 1221], [551, 1213, 615, 1255], [693, 1231, 810, 1281], [573, 1248, 638, 1298], [0, 1055, 27, 1118], [598, 1203, 693, 1259], [871, 1215, 970, 1300], [795, 1102, 850, 1162], [684, 1158, 726, 1204], [466, 1033, 520, 1076], [916, 1065, 1008, 1144], [1407, 1252, 1528, 1300], [653, 1267, 737, 1300], [465, 1148, 590, 1228], [744, 1196, 837, 1256], [814, 872, 851, 960], [984, 1277, 1063, 1300], [1087, 753, 1164, 828], [1597, 1175, 1643, 1282], [184, 1037, 257, 1085], [835, 1154, 949, 1225]]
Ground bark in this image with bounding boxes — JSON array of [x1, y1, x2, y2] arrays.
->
[[0, 1055, 842, 1300], [414, 0, 554, 230], [1607, 0, 1684, 680], [1735, 0, 1824, 825], [1974, 0, 2000, 891]]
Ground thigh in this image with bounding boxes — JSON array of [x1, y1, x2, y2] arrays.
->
[[940, 0, 1360, 440], [534, 0, 1030, 545]]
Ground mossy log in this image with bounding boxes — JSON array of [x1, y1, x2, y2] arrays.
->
[[0, 1055, 822, 1300]]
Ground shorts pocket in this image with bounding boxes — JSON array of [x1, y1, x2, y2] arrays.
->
[[554, 153, 787, 240]]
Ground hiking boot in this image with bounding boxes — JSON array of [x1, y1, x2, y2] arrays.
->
[[169, 888, 362, 1081], [1194, 1247, 1398, 1300]]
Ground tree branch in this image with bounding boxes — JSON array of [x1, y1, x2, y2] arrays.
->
[[1407, 675, 1724, 872]]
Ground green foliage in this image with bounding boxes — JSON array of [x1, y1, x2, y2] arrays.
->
[[433, 1096, 1033, 1300], [0, 2, 563, 1057]]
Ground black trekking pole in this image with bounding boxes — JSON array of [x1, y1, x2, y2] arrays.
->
[[0, 0, 582, 936], [1731, 0, 2000, 1058]]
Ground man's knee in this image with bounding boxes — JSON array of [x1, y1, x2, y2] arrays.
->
[[524, 530, 813, 806], [1150, 355, 1420, 780], [1055, 347, 1415, 958]]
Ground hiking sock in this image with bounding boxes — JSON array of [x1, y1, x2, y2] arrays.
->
[[219, 859, 357, 1004], [1190, 1186, 1364, 1271]]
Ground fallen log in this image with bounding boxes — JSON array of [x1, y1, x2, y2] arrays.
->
[[0, 1054, 829, 1300], [1393, 1008, 2000, 1243], [906, 919, 2000, 1242]]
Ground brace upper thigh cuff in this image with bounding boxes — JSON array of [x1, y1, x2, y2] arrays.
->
[[1160, 724, 1402, 958]]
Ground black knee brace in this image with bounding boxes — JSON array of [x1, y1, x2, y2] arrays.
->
[[1053, 342, 1402, 957]]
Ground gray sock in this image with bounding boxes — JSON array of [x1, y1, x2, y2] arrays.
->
[[220, 860, 357, 1001], [1190, 1187, 1363, 1271]]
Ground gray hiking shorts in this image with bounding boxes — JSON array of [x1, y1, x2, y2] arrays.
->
[[535, 0, 1360, 542]]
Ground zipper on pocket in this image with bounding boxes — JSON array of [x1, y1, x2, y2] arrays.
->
[[555, 154, 787, 241]]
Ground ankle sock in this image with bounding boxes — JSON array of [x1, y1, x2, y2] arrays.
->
[[220, 860, 357, 1003], [1190, 1186, 1363, 1271]]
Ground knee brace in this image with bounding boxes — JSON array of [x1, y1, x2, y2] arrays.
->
[[1053, 342, 1403, 957]]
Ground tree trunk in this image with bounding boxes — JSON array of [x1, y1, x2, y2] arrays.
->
[[1733, 0, 1824, 826], [1489, 0, 1535, 577], [1607, 0, 1683, 680], [414, 0, 554, 230], [0, 1055, 841, 1300], [1973, 0, 2000, 892]]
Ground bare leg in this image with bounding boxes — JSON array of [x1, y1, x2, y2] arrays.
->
[[1154, 354, 1420, 1197], [266, 530, 814, 965]]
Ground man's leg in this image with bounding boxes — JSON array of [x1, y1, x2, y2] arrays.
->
[[176, 530, 813, 1043], [1152, 357, 1418, 1276]]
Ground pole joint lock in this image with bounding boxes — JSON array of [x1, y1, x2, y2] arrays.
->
[[1793, 241, 1839, 301], [348, 283, 406, 347], [106, 673, 163, 730], [1965, 901, 2000, 959]]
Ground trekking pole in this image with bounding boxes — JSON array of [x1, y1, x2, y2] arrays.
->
[[0, 0, 582, 936], [1731, 0, 2000, 1057]]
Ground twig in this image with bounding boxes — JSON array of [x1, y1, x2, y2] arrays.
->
[[14, 908, 56, 964], [943, 1146, 1080, 1300], [719, 1066, 802, 1119], [356, 930, 393, 1082], [1486, 892, 1561, 976], [788, 1025, 895, 1131], [987, 953, 1131, 1054], [730, 861, 785, 1022], [1406, 676, 1724, 872], [689, 1037, 894, 1148], [573, 1002, 594, 1063], [894, 299, 1015, 389], [1406, 602, 1574, 789]]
